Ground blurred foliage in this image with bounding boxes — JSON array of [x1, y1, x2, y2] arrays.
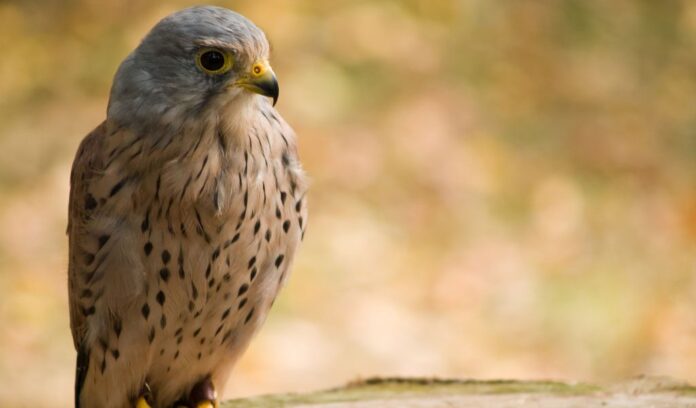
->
[[0, 0, 695, 406]]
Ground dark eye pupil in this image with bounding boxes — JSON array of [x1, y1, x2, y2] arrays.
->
[[200, 51, 225, 71]]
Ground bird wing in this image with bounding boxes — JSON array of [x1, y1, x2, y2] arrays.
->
[[67, 121, 107, 349]]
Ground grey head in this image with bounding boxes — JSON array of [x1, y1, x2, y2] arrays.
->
[[107, 6, 279, 129]]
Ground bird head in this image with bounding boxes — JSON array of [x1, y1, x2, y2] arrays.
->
[[107, 6, 279, 129]]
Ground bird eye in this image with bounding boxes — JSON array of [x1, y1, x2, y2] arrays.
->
[[196, 48, 233, 75]]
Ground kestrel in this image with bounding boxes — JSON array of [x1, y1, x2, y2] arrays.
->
[[67, 6, 307, 407]]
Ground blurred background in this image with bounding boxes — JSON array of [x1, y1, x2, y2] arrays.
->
[[1, 0, 695, 406]]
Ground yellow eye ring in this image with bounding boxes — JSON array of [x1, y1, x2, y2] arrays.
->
[[195, 47, 234, 75]]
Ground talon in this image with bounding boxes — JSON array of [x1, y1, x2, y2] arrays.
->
[[189, 376, 218, 408], [136, 382, 154, 408]]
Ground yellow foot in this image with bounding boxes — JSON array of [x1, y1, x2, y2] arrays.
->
[[196, 402, 216, 408], [135, 396, 152, 408]]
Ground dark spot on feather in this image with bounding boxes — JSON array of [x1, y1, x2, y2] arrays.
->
[[98, 234, 110, 249], [180, 222, 187, 237], [275, 254, 285, 268], [178, 250, 185, 279], [85, 194, 97, 210], [141, 218, 149, 234], [109, 178, 127, 197], [154, 175, 161, 201], [224, 232, 240, 248], [156, 290, 165, 306], [196, 155, 209, 180], [160, 268, 170, 282], [113, 317, 122, 337], [244, 308, 255, 324], [83, 305, 96, 316], [217, 127, 227, 151], [179, 175, 191, 200]]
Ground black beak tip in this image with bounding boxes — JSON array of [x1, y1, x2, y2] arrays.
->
[[259, 77, 279, 107], [270, 81, 279, 106]]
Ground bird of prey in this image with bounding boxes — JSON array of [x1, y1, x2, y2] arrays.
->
[[67, 6, 307, 407]]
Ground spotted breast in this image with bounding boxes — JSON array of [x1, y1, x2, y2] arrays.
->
[[68, 95, 307, 407]]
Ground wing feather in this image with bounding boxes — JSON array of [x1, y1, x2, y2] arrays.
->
[[67, 122, 107, 349]]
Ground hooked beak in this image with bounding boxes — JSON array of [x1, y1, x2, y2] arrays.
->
[[234, 60, 279, 106]]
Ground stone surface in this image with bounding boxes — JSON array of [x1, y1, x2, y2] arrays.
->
[[223, 376, 696, 407]]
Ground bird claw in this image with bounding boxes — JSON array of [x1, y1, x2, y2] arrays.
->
[[189, 376, 218, 408], [133, 378, 218, 408], [135, 382, 154, 408]]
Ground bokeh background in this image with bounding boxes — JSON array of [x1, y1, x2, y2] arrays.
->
[[1, 0, 695, 406]]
